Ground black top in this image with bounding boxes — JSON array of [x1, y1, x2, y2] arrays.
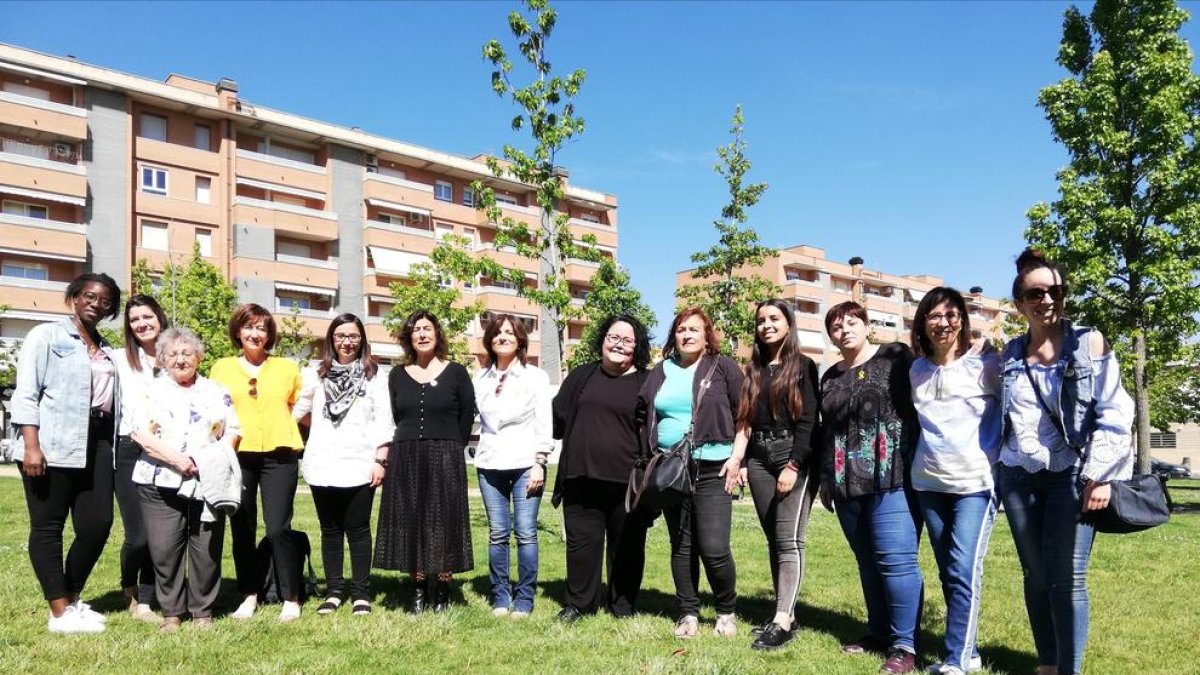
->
[[819, 342, 917, 500], [750, 355, 820, 465], [389, 362, 475, 444], [564, 366, 643, 484]]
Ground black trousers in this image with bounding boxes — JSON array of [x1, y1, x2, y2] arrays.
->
[[663, 460, 737, 617], [230, 451, 300, 598], [311, 484, 375, 601], [561, 477, 652, 616], [115, 435, 155, 604], [20, 415, 115, 601]]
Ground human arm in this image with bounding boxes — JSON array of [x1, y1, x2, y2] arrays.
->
[[456, 365, 477, 446], [366, 375, 394, 488], [726, 426, 750, 494], [718, 357, 746, 495], [292, 367, 318, 423], [131, 427, 197, 477], [1080, 331, 1134, 508], [11, 325, 51, 476], [528, 370, 554, 493]]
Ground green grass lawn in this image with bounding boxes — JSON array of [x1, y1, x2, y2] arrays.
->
[[0, 471, 1197, 674]]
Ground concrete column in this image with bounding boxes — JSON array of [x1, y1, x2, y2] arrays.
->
[[330, 144, 364, 315], [83, 88, 129, 286]]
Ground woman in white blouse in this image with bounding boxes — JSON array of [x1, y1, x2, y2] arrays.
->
[[294, 314, 393, 616], [473, 314, 553, 618], [997, 249, 1134, 675]]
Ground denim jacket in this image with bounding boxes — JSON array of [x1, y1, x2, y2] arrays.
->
[[10, 318, 122, 469], [1000, 319, 1094, 450]]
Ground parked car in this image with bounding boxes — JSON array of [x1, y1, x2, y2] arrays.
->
[[1151, 459, 1191, 480]]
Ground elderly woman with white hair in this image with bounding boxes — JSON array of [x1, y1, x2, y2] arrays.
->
[[130, 327, 242, 631]]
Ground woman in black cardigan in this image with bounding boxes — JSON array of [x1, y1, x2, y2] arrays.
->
[[551, 314, 653, 623]]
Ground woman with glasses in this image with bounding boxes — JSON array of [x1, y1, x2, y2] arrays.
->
[[909, 288, 1001, 675], [998, 249, 1133, 675], [11, 273, 122, 633], [552, 314, 654, 622], [472, 314, 553, 619], [210, 303, 305, 622], [293, 314, 392, 616]]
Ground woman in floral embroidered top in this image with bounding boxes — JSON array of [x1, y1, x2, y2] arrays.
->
[[819, 301, 923, 674]]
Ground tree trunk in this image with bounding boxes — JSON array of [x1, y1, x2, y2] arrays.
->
[[1133, 329, 1152, 475], [540, 208, 562, 384]]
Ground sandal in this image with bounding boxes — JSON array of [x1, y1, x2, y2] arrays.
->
[[673, 615, 699, 639], [713, 613, 737, 637], [317, 597, 343, 615], [351, 600, 371, 616]]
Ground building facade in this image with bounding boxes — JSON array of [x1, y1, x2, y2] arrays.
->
[[0, 44, 617, 366]]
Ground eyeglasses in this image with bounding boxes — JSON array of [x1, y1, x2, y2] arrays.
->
[[604, 333, 635, 347], [494, 371, 508, 396], [332, 333, 362, 343], [81, 291, 114, 309], [925, 311, 962, 325], [1021, 285, 1065, 303], [248, 377, 258, 399]]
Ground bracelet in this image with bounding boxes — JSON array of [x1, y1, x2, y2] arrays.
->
[[534, 456, 549, 467], [785, 460, 799, 473], [375, 458, 388, 468]]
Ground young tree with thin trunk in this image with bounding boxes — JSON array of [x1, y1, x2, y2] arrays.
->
[[565, 259, 656, 370]]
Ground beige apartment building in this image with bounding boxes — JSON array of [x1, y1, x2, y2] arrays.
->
[[0, 43, 616, 367], [675, 244, 1018, 368]]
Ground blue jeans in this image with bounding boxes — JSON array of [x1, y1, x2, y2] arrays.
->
[[477, 468, 542, 613], [918, 490, 997, 669], [835, 487, 924, 653], [997, 465, 1095, 675]]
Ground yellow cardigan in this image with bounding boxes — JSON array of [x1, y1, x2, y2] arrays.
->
[[210, 356, 303, 453]]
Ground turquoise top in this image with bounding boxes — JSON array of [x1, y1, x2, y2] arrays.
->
[[655, 358, 733, 462]]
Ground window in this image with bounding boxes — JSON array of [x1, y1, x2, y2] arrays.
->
[[3, 81, 52, 101], [278, 295, 311, 311], [2, 200, 48, 219], [378, 213, 407, 227], [462, 227, 478, 249], [140, 113, 167, 142], [434, 180, 453, 202], [194, 124, 211, 151], [1150, 432, 1178, 449], [277, 240, 312, 258], [495, 193, 518, 206], [195, 228, 212, 257], [257, 139, 316, 165], [141, 221, 168, 250], [377, 165, 406, 180], [580, 212, 600, 223], [435, 223, 454, 241], [1, 260, 49, 280], [462, 187, 474, 207], [195, 176, 211, 204], [141, 166, 168, 195]]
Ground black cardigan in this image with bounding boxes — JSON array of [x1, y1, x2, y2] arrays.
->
[[388, 362, 475, 445], [636, 353, 743, 454]]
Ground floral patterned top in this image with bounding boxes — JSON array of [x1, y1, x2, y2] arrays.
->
[[819, 342, 918, 501], [131, 374, 241, 489]]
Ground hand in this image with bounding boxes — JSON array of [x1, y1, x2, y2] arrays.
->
[[777, 466, 798, 495], [720, 457, 742, 494], [369, 463, 386, 488], [21, 444, 47, 477], [968, 336, 995, 356], [818, 484, 833, 512], [177, 456, 198, 478], [738, 467, 748, 489], [1082, 481, 1111, 512], [528, 464, 546, 493]]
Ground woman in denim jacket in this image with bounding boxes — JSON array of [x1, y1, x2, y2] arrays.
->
[[11, 273, 123, 634], [997, 249, 1134, 675]]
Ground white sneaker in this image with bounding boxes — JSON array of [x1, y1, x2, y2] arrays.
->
[[231, 595, 258, 620], [48, 605, 105, 634], [72, 600, 107, 624], [928, 657, 983, 674], [279, 600, 301, 623], [492, 607, 510, 617]]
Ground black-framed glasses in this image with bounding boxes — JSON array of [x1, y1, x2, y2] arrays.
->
[[248, 377, 258, 399], [925, 311, 962, 325], [332, 333, 362, 344], [604, 333, 635, 347], [1021, 285, 1065, 303], [81, 291, 114, 309]]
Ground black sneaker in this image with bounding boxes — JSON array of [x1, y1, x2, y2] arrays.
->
[[556, 606, 583, 624], [751, 623, 794, 651], [750, 620, 772, 636]]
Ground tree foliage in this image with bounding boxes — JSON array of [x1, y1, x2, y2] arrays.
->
[[473, 0, 599, 381], [1026, 0, 1200, 470], [675, 106, 780, 355], [0, 304, 14, 389], [384, 235, 484, 367], [274, 304, 315, 367], [130, 243, 239, 375], [565, 259, 656, 370]]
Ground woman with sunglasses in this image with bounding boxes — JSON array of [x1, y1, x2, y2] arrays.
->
[[112, 294, 170, 624], [293, 314, 392, 616], [472, 314, 552, 619], [210, 303, 305, 622], [11, 273, 122, 633], [998, 249, 1133, 675], [909, 287, 1001, 675]]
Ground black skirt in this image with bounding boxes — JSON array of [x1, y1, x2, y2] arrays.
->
[[373, 439, 473, 574]]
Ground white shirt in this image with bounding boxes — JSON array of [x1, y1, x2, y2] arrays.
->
[[114, 346, 156, 435], [473, 362, 553, 470], [293, 366, 394, 488], [132, 375, 241, 489], [910, 352, 1001, 494]]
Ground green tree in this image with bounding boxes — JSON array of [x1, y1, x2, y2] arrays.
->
[[385, 235, 485, 367], [676, 106, 780, 355], [274, 304, 315, 367], [0, 304, 14, 388], [1026, 0, 1200, 472], [565, 259, 656, 370], [130, 243, 239, 375], [474, 0, 598, 382]]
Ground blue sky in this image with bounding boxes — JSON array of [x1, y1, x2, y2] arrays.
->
[[6, 1, 1198, 337]]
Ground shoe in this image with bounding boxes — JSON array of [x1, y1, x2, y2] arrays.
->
[[279, 601, 301, 623], [928, 657, 982, 674], [432, 580, 451, 613], [124, 587, 139, 614], [510, 610, 529, 620], [751, 622, 795, 651], [47, 605, 105, 634], [72, 599, 107, 624], [130, 603, 161, 624], [317, 597, 343, 615], [557, 606, 583, 624], [673, 615, 699, 639], [192, 617, 214, 630], [159, 616, 182, 633], [843, 634, 889, 655], [713, 613, 737, 638], [410, 583, 427, 614], [881, 648, 918, 674], [750, 620, 772, 636], [231, 595, 257, 620], [492, 607, 511, 617], [351, 600, 372, 616]]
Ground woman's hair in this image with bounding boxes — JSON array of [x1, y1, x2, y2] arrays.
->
[[400, 310, 449, 364], [910, 287, 972, 358], [481, 313, 528, 367], [662, 307, 720, 360], [122, 295, 170, 372], [155, 326, 205, 369], [318, 313, 377, 380], [736, 299, 806, 429], [823, 301, 869, 337], [65, 272, 121, 322], [1011, 247, 1067, 300], [227, 303, 277, 351], [590, 313, 653, 371]]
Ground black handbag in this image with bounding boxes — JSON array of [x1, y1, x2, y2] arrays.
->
[[256, 530, 319, 603]]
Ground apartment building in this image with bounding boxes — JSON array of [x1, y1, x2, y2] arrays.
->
[[0, 43, 617, 367], [675, 244, 1018, 368]]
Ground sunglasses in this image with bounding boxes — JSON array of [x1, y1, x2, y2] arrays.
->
[[494, 371, 508, 396], [1021, 285, 1066, 303], [248, 377, 258, 399]]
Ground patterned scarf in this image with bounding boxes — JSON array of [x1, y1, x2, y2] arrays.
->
[[323, 360, 366, 425]]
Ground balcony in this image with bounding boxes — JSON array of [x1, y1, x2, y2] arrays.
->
[[0, 219, 86, 260], [567, 216, 615, 232], [276, 253, 337, 270], [233, 197, 338, 240], [365, 218, 436, 239], [274, 302, 334, 319], [0, 276, 75, 315], [785, 279, 825, 302], [564, 258, 601, 283], [0, 139, 87, 199], [362, 173, 437, 214], [0, 91, 87, 140], [567, 217, 618, 248], [474, 244, 539, 274], [237, 148, 325, 174], [137, 137, 221, 174], [0, 211, 85, 235]]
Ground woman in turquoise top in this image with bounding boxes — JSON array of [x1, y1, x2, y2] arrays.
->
[[637, 308, 743, 638]]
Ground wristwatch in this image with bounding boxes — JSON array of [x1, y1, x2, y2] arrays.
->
[[375, 458, 389, 468], [534, 456, 549, 467]]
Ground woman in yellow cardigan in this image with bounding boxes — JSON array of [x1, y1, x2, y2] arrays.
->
[[210, 303, 305, 622]]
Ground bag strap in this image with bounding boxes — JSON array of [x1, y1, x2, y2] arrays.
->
[[625, 452, 664, 512], [686, 357, 722, 438]]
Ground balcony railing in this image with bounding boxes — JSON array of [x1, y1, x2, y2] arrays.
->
[[365, 219, 435, 238], [567, 217, 613, 230], [363, 171, 435, 193], [0, 212, 85, 234], [275, 253, 337, 269], [274, 302, 334, 319], [0, 91, 86, 117], [0, 275, 71, 292], [234, 196, 337, 221], [476, 285, 520, 296], [237, 148, 325, 174], [566, 257, 602, 269], [0, 137, 84, 174]]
